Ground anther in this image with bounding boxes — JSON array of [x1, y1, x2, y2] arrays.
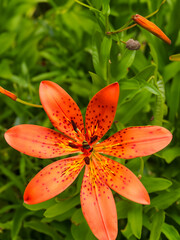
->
[[71, 120, 78, 133], [90, 135, 98, 144], [82, 140, 90, 149], [68, 142, 78, 148], [84, 156, 90, 165]]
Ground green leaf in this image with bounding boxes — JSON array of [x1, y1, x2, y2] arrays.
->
[[119, 79, 139, 90], [156, 146, 180, 163], [168, 72, 180, 122], [141, 177, 172, 193], [167, 209, 180, 225], [116, 89, 151, 124], [44, 195, 80, 218], [149, 210, 165, 240], [163, 62, 180, 83], [131, 65, 156, 82], [71, 209, 85, 225], [162, 223, 180, 240], [0, 59, 12, 79], [116, 200, 130, 219], [32, 71, 61, 82], [11, 206, 32, 240], [0, 165, 24, 192], [92, 31, 101, 78], [24, 220, 62, 240], [42, 209, 76, 224], [116, 49, 136, 79], [145, 188, 180, 210], [0, 32, 16, 55], [99, 36, 112, 81], [24, 198, 55, 211], [71, 222, 90, 240], [149, 43, 158, 66], [102, 0, 110, 15], [128, 203, 142, 239], [141, 81, 160, 95], [0, 221, 12, 230], [89, 71, 105, 92], [152, 77, 165, 126], [121, 221, 133, 239]]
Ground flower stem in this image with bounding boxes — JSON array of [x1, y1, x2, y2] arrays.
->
[[139, 157, 144, 178], [74, 0, 101, 13], [106, 0, 166, 35], [16, 98, 43, 108]]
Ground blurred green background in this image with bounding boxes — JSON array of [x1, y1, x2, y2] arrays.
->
[[0, 0, 180, 239]]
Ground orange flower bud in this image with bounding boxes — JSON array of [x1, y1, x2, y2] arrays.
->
[[132, 14, 171, 45], [0, 86, 17, 100], [169, 54, 180, 61]]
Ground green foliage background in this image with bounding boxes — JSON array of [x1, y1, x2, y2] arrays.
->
[[0, 0, 180, 239]]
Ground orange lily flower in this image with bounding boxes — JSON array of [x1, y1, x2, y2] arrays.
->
[[132, 14, 171, 45], [5, 81, 172, 240]]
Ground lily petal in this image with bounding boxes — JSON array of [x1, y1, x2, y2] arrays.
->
[[132, 14, 171, 45], [24, 155, 85, 204], [5, 124, 80, 158], [94, 153, 150, 205], [96, 126, 172, 159], [40, 81, 85, 141], [81, 164, 117, 240], [85, 83, 119, 144]]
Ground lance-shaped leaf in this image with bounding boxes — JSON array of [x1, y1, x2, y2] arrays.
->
[[40, 81, 85, 141], [94, 154, 150, 205], [24, 155, 85, 204], [85, 82, 119, 144], [96, 126, 172, 159], [81, 164, 117, 240], [132, 14, 171, 45], [5, 124, 80, 158]]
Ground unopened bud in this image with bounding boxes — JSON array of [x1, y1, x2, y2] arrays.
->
[[126, 39, 141, 50], [132, 14, 171, 45], [0, 86, 17, 100]]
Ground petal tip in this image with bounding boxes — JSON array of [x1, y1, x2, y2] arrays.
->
[[109, 82, 120, 97], [23, 192, 32, 205], [4, 129, 13, 145], [40, 80, 49, 87], [142, 195, 150, 205], [162, 127, 173, 145]]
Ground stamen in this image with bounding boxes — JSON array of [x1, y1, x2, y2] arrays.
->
[[90, 135, 98, 144], [82, 140, 90, 149], [71, 120, 78, 133], [68, 142, 79, 148], [84, 156, 90, 165]]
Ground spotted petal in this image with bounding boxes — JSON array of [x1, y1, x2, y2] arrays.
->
[[95, 126, 172, 159], [81, 164, 117, 240], [5, 124, 80, 158], [94, 153, 150, 205], [85, 82, 119, 144], [24, 155, 85, 204], [40, 81, 85, 141]]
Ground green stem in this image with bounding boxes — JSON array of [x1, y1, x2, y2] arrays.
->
[[106, 20, 135, 35], [16, 98, 43, 108], [139, 157, 144, 177], [146, 0, 166, 19], [106, 0, 166, 35], [74, 0, 101, 13]]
